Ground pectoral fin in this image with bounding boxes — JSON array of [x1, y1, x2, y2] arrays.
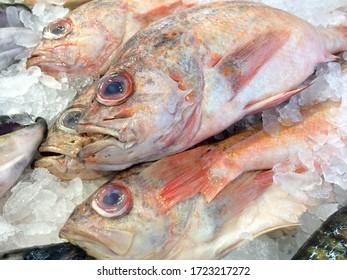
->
[[145, 129, 261, 213], [215, 30, 290, 96]]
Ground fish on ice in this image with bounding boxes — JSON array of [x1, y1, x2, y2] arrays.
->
[[27, 0, 215, 77], [146, 101, 343, 210], [37, 1, 347, 178], [60, 150, 307, 259]]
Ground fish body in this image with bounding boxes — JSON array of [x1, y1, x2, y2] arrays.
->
[[0, 115, 47, 197], [292, 205, 347, 260], [60, 154, 307, 259], [27, 0, 214, 77], [37, 1, 347, 178], [147, 101, 341, 208]]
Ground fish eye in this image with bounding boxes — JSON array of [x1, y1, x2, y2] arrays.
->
[[43, 18, 73, 39], [57, 108, 82, 133], [96, 73, 133, 106], [92, 182, 132, 218]]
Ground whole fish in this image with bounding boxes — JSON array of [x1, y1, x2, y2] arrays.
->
[[60, 156, 307, 259], [27, 0, 213, 77], [37, 1, 347, 178], [0, 242, 94, 260], [292, 204, 347, 260], [0, 115, 47, 197]]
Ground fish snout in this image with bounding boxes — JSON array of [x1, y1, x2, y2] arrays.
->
[[27, 44, 80, 75], [60, 219, 134, 258]]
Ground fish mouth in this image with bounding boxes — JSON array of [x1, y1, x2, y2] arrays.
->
[[60, 220, 134, 258], [39, 145, 74, 158], [27, 50, 77, 73], [36, 146, 110, 180]]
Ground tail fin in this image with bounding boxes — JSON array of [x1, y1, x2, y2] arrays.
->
[[320, 25, 347, 56]]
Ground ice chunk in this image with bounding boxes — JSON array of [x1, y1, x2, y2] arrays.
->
[[3, 182, 43, 222], [298, 147, 315, 172], [333, 185, 347, 205], [299, 212, 323, 235], [295, 228, 312, 249], [278, 96, 303, 126], [20, 3, 68, 34], [6, 6, 21, 27], [273, 170, 323, 202], [262, 107, 281, 136], [309, 203, 339, 221], [256, 0, 347, 26], [224, 235, 279, 260], [0, 167, 100, 251], [0, 216, 16, 243]]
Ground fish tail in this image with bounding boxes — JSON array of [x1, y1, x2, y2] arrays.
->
[[319, 25, 347, 57], [145, 145, 244, 213]]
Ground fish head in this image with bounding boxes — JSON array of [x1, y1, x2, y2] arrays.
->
[[73, 51, 203, 171], [36, 84, 112, 179], [36, 122, 111, 179], [59, 163, 196, 259], [27, 0, 127, 77]]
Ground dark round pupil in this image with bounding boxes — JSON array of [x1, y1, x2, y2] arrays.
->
[[52, 25, 66, 35], [105, 81, 123, 96], [63, 111, 81, 129], [102, 191, 122, 206]]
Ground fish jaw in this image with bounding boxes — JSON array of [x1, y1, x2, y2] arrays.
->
[[75, 68, 202, 170], [60, 217, 134, 258], [36, 123, 111, 179], [35, 154, 109, 180], [27, 0, 127, 77], [60, 168, 174, 259], [0, 117, 47, 197]]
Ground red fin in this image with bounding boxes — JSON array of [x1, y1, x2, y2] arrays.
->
[[151, 145, 242, 214], [147, 129, 262, 214], [147, 144, 243, 214], [215, 30, 290, 95], [213, 170, 274, 217], [244, 83, 311, 115]]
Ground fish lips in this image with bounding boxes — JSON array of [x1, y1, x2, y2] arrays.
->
[[60, 220, 134, 258], [36, 146, 110, 180], [27, 48, 80, 75]]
